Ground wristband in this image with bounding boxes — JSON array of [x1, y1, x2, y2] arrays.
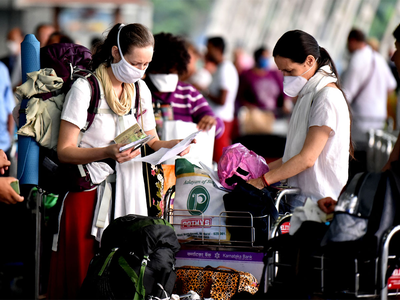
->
[[261, 174, 269, 187]]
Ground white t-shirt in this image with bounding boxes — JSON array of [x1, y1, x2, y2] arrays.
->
[[208, 60, 239, 122], [341, 46, 397, 144], [286, 87, 350, 202], [61, 78, 156, 238]]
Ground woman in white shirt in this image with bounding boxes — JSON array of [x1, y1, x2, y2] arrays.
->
[[248, 30, 353, 212], [47, 23, 191, 299]]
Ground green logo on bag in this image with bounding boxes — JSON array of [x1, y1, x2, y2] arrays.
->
[[187, 186, 210, 215]]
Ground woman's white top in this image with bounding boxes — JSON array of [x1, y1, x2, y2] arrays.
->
[[282, 66, 350, 203], [61, 78, 156, 240]]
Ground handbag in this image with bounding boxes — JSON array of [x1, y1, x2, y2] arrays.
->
[[135, 84, 164, 218], [173, 265, 258, 300]]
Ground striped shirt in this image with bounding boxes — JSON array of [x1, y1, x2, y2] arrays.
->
[[147, 80, 224, 138]]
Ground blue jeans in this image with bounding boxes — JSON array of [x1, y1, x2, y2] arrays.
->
[[279, 194, 307, 214]]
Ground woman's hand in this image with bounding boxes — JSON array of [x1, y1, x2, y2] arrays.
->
[[168, 139, 197, 156], [247, 176, 265, 190], [0, 150, 10, 175], [107, 143, 141, 164], [197, 115, 217, 132], [317, 197, 337, 214]]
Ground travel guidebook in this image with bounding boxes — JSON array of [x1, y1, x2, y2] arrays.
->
[[114, 123, 154, 152]]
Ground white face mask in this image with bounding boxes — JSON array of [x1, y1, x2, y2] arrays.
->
[[148, 73, 179, 92], [6, 40, 19, 56], [111, 24, 146, 84], [283, 59, 316, 97]]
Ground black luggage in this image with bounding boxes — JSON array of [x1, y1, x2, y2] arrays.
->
[[80, 214, 181, 300]]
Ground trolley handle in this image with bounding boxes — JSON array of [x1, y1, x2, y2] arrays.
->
[[274, 187, 301, 211]]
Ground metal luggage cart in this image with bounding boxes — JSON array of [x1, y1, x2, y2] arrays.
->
[[264, 189, 400, 299], [265, 225, 400, 299], [164, 184, 300, 283], [164, 185, 300, 247]]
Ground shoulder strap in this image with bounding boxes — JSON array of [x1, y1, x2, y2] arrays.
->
[[134, 81, 140, 120], [79, 71, 102, 133]]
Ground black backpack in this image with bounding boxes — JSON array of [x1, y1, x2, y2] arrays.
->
[[79, 214, 181, 300]]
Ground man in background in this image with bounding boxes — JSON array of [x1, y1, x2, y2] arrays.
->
[[342, 28, 397, 179], [205, 36, 239, 163], [35, 23, 56, 48]]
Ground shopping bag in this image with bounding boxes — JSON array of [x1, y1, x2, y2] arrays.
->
[[172, 158, 229, 241]]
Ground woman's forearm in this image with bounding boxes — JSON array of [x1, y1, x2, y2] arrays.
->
[[268, 158, 283, 170], [264, 153, 311, 185], [58, 145, 111, 165]]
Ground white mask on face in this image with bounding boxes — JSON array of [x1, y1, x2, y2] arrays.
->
[[283, 59, 317, 97], [148, 73, 179, 92], [111, 24, 147, 84], [6, 41, 19, 56]]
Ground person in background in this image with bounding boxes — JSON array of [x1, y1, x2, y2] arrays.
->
[[35, 23, 56, 47], [205, 36, 239, 163], [46, 31, 74, 45], [341, 28, 396, 179], [247, 30, 352, 213], [236, 46, 292, 117], [144, 32, 224, 138], [233, 46, 254, 75], [383, 24, 400, 172], [90, 36, 102, 52], [184, 41, 216, 93], [0, 61, 16, 177], [46, 23, 193, 299], [1, 27, 23, 90]]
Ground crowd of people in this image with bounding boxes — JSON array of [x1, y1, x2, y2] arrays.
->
[[0, 16, 400, 299]]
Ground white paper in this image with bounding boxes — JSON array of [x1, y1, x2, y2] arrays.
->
[[162, 120, 215, 168], [132, 130, 201, 165], [199, 161, 231, 192]]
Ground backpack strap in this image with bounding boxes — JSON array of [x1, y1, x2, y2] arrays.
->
[[118, 255, 149, 300]]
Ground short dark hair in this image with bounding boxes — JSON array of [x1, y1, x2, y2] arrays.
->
[[393, 24, 400, 41], [146, 32, 190, 76], [348, 28, 366, 42], [254, 46, 268, 62], [207, 37, 225, 54]]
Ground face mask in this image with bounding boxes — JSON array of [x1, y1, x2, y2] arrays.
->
[[148, 73, 179, 92], [257, 57, 270, 69], [111, 24, 146, 84], [6, 41, 19, 55], [283, 59, 316, 97]]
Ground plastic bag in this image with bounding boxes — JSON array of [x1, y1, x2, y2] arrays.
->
[[218, 143, 269, 190]]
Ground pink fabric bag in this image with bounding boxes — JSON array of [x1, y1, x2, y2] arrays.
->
[[218, 143, 270, 190]]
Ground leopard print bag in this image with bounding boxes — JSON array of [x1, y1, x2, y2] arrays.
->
[[173, 265, 258, 300]]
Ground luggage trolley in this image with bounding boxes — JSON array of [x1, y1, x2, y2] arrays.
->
[[264, 186, 400, 299], [164, 184, 300, 284]]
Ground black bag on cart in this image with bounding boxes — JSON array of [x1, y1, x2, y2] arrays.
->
[[79, 214, 181, 300], [223, 176, 279, 244]]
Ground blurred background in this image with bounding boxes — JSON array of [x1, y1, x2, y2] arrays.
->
[[0, 0, 399, 72]]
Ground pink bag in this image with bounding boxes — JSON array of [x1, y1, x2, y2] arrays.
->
[[218, 143, 270, 190]]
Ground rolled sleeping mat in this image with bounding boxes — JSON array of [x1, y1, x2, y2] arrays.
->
[[17, 34, 40, 185]]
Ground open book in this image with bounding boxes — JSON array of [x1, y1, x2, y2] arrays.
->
[[114, 123, 154, 152]]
